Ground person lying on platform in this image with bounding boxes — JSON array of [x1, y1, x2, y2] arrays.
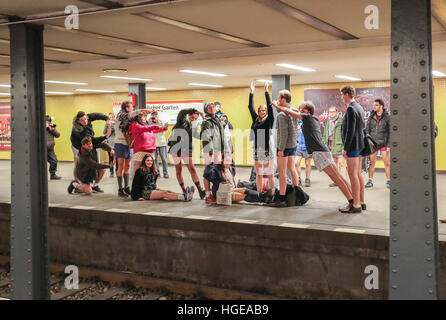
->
[[272, 101, 355, 211], [68, 136, 115, 195], [131, 154, 195, 202], [203, 155, 269, 204]]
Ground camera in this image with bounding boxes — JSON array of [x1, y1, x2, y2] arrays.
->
[[46, 115, 56, 128]]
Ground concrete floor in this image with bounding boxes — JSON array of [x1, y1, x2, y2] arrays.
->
[[1, 159, 446, 235]]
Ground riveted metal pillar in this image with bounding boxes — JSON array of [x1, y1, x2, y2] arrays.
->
[[9, 23, 49, 299], [390, 0, 439, 299], [128, 83, 146, 110]]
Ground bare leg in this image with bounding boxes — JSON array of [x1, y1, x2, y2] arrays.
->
[[323, 165, 353, 201], [305, 158, 312, 179], [254, 161, 264, 192], [124, 158, 131, 174], [287, 156, 299, 186], [117, 158, 125, 176], [185, 159, 200, 184], [277, 155, 288, 196], [358, 156, 365, 204], [149, 189, 181, 201], [346, 157, 361, 207], [132, 160, 142, 179], [73, 156, 79, 182], [77, 184, 93, 195], [232, 191, 246, 203], [264, 158, 275, 190], [95, 169, 105, 184], [381, 150, 391, 179], [368, 151, 378, 179], [295, 156, 302, 179]]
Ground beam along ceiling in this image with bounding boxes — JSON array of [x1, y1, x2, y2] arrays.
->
[[0, 0, 444, 95]]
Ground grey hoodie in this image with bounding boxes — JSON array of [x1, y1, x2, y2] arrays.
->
[[276, 105, 298, 151]]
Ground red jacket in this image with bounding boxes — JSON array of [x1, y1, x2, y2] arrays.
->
[[129, 121, 167, 154]]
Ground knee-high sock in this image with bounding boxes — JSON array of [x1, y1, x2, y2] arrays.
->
[[117, 176, 123, 189], [123, 173, 129, 188]]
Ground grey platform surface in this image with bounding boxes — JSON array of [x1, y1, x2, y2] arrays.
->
[[1, 160, 446, 235]]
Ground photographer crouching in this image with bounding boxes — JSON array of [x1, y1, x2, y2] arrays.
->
[[46, 115, 61, 180]]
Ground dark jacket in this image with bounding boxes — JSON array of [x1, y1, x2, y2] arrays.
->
[[76, 141, 111, 184], [248, 91, 275, 151], [365, 110, 390, 147], [323, 116, 344, 155], [341, 100, 365, 152], [46, 127, 60, 150], [70, 112, 108, 150], [201, 115, 229, 156], [131, 168, 158, 200], [168, 108, 200, 155]]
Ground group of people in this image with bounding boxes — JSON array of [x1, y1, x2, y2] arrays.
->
[[41, 82, 394, 214]]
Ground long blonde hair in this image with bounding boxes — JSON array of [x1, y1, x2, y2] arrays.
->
[[257, 105, 268, 122]]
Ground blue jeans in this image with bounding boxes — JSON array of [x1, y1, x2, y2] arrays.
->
[[154, 146, 168, 175]]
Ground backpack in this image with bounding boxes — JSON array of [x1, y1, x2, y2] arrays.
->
[[119, 114, 135, 148]]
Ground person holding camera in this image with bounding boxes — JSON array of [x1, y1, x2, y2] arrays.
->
[[46, 115, 61, 180]]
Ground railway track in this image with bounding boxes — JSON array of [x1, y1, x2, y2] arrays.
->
[[0, 260, 280, 300]]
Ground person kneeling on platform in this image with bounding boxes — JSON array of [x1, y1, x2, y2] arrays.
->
[[131, 154, 194, 202], [68, 136, 114, 195]]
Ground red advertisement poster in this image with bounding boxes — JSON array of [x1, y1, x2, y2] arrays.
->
[[304, 87, 391, 124], [0, 102, 11, 151]]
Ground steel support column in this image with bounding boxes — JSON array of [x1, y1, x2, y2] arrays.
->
[[390, 0, 439, 299], [9, 23, 49, 300], [271, 75, 290, 100], [128, 83, 146, 110]]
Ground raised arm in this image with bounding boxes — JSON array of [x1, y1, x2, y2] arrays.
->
[[87, 112, 108, 122], [248, 81, 257, 122], [271, 102, 303, 119]]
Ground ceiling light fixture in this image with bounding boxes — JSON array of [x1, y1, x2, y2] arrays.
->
[[335, 75, 361, 81], [180, 69, 227, 77], [75, 89, 116, 93], [146, 87, 167, 91], [189, 83, 223, 88], [100, 75, 152, 81], [256, 79, 272, 83], [45, 91, 73, 95], [0, 84, 10, 88], [45, 80, 88, 85], [432, 70, 446, 77], [0, 93, 10, 96], [103, 68, 128, 73], [276, 63, 316, 72]]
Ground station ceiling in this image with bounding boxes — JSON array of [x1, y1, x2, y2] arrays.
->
[[0, 0, 445, 95]]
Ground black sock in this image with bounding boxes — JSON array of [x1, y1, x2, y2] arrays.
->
[[279, 194, 286, 202], [348, 199, 354, 204], [180, 183, 187, 193], [194, 181, 203, 191], [117, 176, 123, 189], [123, 173, 129, 188]]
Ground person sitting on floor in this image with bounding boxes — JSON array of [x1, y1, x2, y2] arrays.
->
[[131, 154, 195, 202], [68, 136, 114, 195]]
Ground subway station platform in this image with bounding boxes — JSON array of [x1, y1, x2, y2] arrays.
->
[[1, 160, 446, 299], [0, 160, 446, 235]]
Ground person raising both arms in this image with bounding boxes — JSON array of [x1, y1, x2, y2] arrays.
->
[[131, 154, 194, 202], [248, 81, 275, 203], [273, 101, 355, 211]]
